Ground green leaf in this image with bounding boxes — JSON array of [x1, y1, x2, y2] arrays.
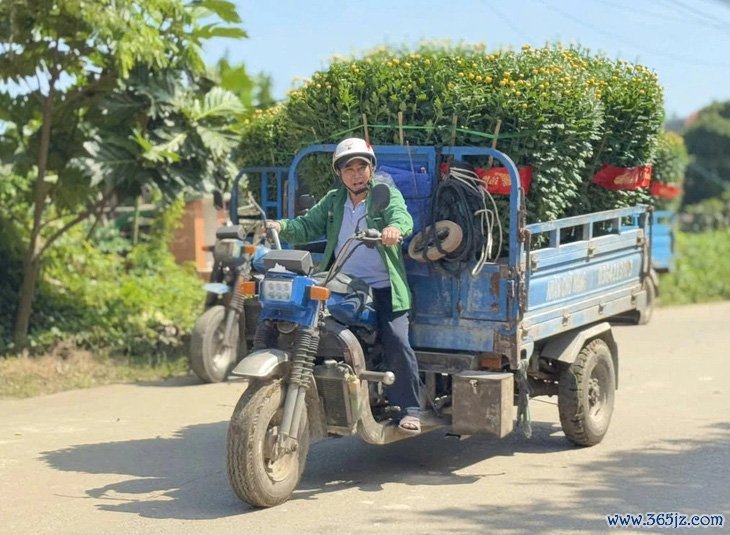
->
[[195, 0, 242, 23], [195, 24, 247, 40]]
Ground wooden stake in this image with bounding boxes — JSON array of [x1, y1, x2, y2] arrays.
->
[[450, 114, 458, 146], [487, 119, 502, 168], [362, 114, 370, 144], [397, 111, 404, 145]]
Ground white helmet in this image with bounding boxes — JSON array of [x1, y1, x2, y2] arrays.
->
[[331, 137, 377, 174]]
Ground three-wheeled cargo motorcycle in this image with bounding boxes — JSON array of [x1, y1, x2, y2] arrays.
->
[[224, 144, 654, 508]]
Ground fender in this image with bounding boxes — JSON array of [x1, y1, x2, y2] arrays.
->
[[539, 322, 619, 388], [203, 282, 230, 295], [231, 347, 328, 439], [230, 348, 290, 379]]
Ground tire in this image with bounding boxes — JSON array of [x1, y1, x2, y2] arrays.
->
[[636, 275, 656, 325], [189, 305, 240, 383], [227, 381, 310, 508], [558, 338, 616, 446], [408, 220, 463, 262]]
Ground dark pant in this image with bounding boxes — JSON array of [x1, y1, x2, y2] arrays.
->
[[372, 287, 421, 417]]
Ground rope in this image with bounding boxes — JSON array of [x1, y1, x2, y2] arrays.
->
[[318, 123, 534, 145], [516, 359, 533, 439]]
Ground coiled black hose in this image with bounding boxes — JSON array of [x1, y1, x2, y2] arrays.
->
[[423, 162, 500, 276]]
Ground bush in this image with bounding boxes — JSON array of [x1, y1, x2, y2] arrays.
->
[[659, 230, 730, 305], [649, 131, 689, 211], [680, 191, 730, 232], [0, 199, 203, 362], [238, 42, 664, 231]]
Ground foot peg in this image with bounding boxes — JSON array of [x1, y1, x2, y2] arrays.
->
[[357, 370, 395, 385]]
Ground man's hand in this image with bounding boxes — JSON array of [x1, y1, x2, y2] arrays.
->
[[381, 226, 402, 247], [264, 220, 281, 233]]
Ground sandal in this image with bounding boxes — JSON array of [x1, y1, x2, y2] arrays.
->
[[398, 415, 421, 435]]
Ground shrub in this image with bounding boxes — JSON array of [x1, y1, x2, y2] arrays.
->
[[0, 199, 203, 362], [650, 131, 689, 212], [660, 230, 730, 305], [681, 191, 730, 232], [237, 42, 664, 231]]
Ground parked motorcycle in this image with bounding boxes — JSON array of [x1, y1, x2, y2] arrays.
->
[[225, 184, 439, 507], [189, 194, 272, 383]]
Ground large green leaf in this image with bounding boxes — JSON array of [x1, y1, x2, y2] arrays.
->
[[195, 24, 247, 39], [196, 86, 245, 119], [194, 0, 242, 23]]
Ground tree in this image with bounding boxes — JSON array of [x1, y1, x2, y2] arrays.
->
[[0, 0, 246, 348], [682, 100, 730, 205], [209, 55, 276, 111]]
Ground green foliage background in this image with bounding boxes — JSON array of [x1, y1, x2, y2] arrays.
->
[[659, 230, 730, 305], [681, 191, 730, 232], [682, 101, 730, 205], [0, 199, 202, 360]]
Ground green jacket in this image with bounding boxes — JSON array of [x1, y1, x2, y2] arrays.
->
[[278, 183, 414, 312]]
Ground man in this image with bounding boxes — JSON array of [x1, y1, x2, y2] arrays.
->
[[265, 137, 421, 434]]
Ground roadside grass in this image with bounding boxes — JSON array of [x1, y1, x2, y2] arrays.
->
[[0, 344, 189, 399], [658, 230, 730, 306]]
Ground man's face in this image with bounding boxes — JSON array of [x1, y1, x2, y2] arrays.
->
[[339, 159, 372, 193]]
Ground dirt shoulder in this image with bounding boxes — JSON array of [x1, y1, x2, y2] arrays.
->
[[0, 343, 188, 399]]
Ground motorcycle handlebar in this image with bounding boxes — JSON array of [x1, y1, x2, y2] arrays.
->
[[265, 225, 282, 250]]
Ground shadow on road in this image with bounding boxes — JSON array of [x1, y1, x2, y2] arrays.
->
[[40, 419, 730, 525], [295, 418, 569, 499], [40, 417, 569, 519], [413, 422, 730, 532], [42, 422, 239, 519]]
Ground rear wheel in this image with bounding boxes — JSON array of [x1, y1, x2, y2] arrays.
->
[[558, 339, 615, 446], [190, 305, 240, 383], [636, 275, 656, 325], [227, 381, 309, 508]]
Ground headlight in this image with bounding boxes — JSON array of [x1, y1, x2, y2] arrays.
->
[[261, 279, 294, 302], [213, 239, 241, 261]]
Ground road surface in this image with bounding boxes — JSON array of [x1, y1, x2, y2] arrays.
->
[[1, 302, 729, 534]]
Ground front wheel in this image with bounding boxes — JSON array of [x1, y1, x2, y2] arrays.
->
[[189, 305, 240, 383], [558, 338, 616, 446], [227, 381, 310, 508]]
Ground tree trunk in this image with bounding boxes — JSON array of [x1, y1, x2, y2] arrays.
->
[[13, 250, 42, 348], [12, 91, 54, 349]]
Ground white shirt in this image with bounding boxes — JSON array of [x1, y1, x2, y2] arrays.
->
[[334, 197, 390, 289]]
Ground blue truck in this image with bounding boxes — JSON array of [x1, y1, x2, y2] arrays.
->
[[651, 210, 676, 273], [221, 144, 654, 507]]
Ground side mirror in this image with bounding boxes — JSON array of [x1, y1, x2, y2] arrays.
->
[[297, 194, 316, 215], [370, 183, 390, 212], [212, 190, 225, 210]]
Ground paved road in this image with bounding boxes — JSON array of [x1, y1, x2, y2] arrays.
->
[[1, 302, 729, 534]]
